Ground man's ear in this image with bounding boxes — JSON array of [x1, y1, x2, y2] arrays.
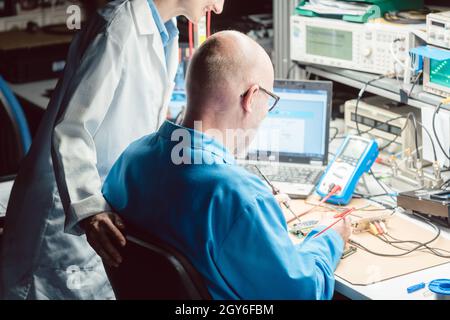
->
[[241, 85, 260, 114]]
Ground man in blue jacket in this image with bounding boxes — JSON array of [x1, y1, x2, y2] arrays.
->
[[102, 30, 351, 299]]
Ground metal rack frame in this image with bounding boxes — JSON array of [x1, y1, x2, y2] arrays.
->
[[304, 65, 450, 111]]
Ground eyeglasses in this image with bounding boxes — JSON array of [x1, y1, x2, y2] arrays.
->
[[241, 86, 280, 112]]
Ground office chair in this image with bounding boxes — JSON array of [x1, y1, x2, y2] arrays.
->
[[104, 225, 211, 300], [0, 75, 31, 176]]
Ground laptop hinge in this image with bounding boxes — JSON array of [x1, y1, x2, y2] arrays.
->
[[310, 161, 323, 166]]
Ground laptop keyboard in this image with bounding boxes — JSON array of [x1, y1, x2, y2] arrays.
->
[[243, 164, 323, 185]]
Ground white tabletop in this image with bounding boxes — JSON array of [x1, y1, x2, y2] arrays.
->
[[335, 214, 450, 300], [328, 122, 450, 300], [9, 79, 58, 110], [0, 180, 14, 217]]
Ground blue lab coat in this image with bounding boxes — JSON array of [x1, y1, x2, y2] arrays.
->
[[102, 121, 344, 299]]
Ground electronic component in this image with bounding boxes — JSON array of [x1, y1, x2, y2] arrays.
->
[[407, 282, 426, 294], [384, 8, 430, 25], [379, 221, 388, 234], [344, 96, 421, 158], [423, 46, 450, 98], [341, 246, 357, 260], [351, 213, 392, 233], [430, 190, 450, 201], [374, 221, 385, 234], [426, 11, 450, 50], [290, 16, 421, 83], [397, 189, 450, 227], [317, 136, 379, 205], [421, 100, 450, 168], [289, 220, 319, 239], [410, 45, 450, 98], [344, 95, 447, 189], [369, 223, 380, 235]]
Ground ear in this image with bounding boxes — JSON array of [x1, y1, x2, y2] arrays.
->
[[241, 85, 259, 114]]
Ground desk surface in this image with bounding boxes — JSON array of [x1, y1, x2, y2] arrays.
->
[[9, 79, 58, 110], [335, 213, 450, 300], [325, 131, 450, 300], [0, 180, 14, 217]]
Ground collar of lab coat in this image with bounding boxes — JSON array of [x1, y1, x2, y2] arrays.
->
[[131, 0, 158, 36], [130, 0, 178, 39], [158, 121, 237, 165], [131, 0, 178, 81]]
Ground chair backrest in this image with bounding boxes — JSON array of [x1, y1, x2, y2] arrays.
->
[[104, 226, 211, 300], [0, 75, 31, 176]]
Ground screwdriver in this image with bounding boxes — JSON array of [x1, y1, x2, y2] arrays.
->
[[254, 166, 303, 224]]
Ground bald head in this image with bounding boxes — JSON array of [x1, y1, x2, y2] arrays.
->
[[183, 31, 274, 155], [185, 31, 274, 115]]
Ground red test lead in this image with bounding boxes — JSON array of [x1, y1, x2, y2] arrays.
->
[[313, 207, 355, 239], [288, 184, 342, 223]]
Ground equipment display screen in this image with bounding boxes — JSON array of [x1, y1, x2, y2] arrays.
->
[[306, 26, 353, 61], [431, 21, 445, 28], [340, 139, 368, 160], [247, 88, 329, 162], [430, 58, 450, 89]]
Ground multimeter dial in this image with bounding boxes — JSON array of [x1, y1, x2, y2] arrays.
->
[[316, 136, 379, 205]]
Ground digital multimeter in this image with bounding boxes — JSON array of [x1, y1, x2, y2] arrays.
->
[[317, 136, 379, 205]]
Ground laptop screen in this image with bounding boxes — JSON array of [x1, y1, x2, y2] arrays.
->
[[247, 80, 332, 165]]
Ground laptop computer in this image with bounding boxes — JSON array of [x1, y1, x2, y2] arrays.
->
[[239, 79, 332, 199]]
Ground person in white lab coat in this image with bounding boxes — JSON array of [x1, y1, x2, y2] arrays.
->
[[0, 0, 224, 300]]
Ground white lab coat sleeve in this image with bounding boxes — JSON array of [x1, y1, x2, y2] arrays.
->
[[216, 195, 344, 299], [52, 32, 125, 236]]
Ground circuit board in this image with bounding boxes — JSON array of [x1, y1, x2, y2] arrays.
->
[[289, 220, 319, 239]]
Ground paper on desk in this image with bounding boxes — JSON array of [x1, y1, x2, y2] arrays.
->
[[301, 0, 371, 16], [310, 0, 370, 10]]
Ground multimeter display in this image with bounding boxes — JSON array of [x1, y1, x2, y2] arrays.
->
[[317, 136, 379, 205], [340, 139, 369, 163]]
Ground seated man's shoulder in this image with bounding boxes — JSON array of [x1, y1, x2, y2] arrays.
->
[[194, 164, 274, 203], [118, 133, 160, 162]]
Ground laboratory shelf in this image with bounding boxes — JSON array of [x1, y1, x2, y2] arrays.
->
[[304, 65, 450, 111]]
